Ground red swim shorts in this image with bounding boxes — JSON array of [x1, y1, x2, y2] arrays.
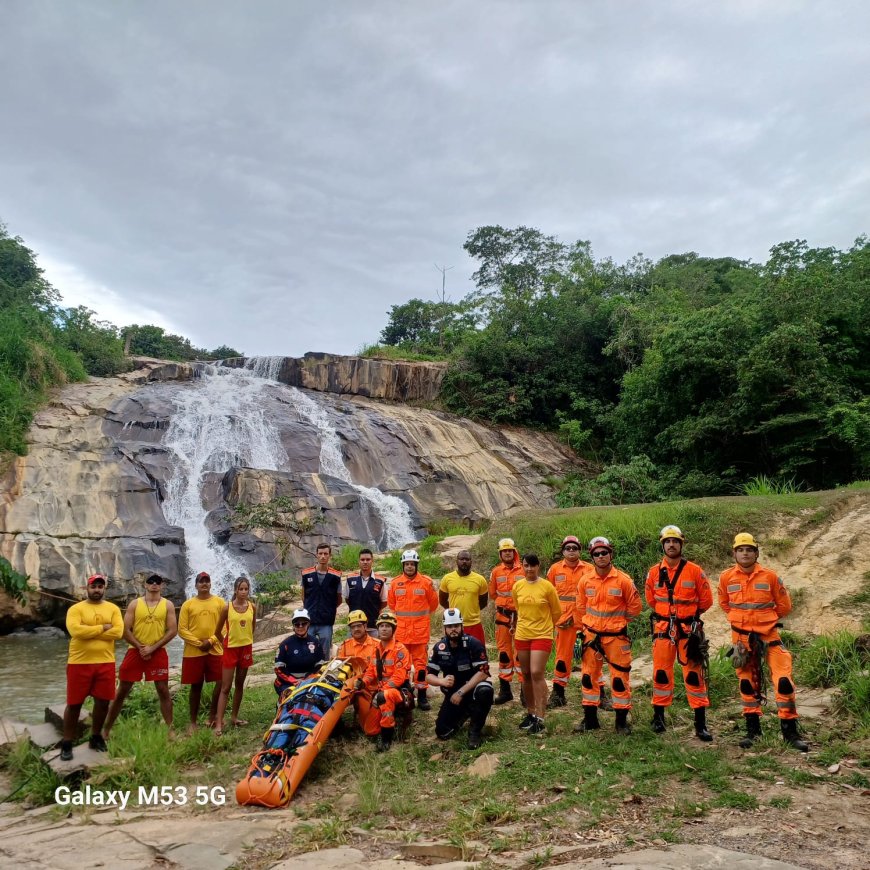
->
[[66, 662, 116, 705], [222, 644, 253, 669], [463, 623, 486, 644], [181, 653, 224, 685], [514, 638, 553, 653], [118, 646, 170, 682]]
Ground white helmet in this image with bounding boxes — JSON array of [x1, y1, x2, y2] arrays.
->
[[443, 608, 463, 626], [291, 608, 310, 623], [401, 549, 420, 564]]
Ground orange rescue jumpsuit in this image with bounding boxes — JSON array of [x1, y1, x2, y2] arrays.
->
[[337, 633, 379, 730], [388, 573, 438, 691], [547, 559, 591, 688], [362, 637, 412, 735], [718, 563, 797, 720], [645, 559, 713, 710], [488, 551, 525, 684], [575, 567, 641, 709]]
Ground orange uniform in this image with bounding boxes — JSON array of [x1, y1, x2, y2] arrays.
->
[[388, 573, 438, 690], [645, 559, 713, 710], [488, 550, 525, 684], [718, 563, 797, 719], [337, 633, 380, 730], [362, 637, 412, 735], [574, 566, 642, 710], [546, 559, 591, 688]]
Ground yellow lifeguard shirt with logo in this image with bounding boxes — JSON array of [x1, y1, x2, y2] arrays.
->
[[226, 602, 254, 648], [178, 595, 226, 657], [132, 597, 168, 645], [66, 599, 124, 664]]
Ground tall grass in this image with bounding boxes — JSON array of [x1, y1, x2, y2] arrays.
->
[[740, 475, 803, 496]]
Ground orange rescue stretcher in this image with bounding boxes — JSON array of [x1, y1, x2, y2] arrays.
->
[[236, 657, 363, 807]]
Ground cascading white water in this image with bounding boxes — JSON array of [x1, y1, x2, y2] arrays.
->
[[163, 356, 415, 596], [163, 364, 288, 597], [281, 385, 416, 550]]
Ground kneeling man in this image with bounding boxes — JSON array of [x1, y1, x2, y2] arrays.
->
[[427, 608, 493, 749]]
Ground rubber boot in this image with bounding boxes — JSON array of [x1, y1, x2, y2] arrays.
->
[[493, 679, 513, 706], [615, 708, 632, 735], [651, 704, 667, 734], [599, 685, 614, 711], [780, 718, 809, 752], [417, 688, 431, 712], [376, 727, 395, 752], [573, 705, 600, 733], [467, 727, 483, 750], [547, 683, 567, 708], [694, 707, 713, 742], [738, 713, 762, 748]]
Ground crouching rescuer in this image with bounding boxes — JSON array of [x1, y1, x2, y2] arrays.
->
[[719, 533, 808, 752], [360, 610, 414, 752], [645, 525, 714, 741], [427, 608, 494, 749]]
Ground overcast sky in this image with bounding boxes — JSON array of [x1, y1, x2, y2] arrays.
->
[[1, 2, 867, 356]]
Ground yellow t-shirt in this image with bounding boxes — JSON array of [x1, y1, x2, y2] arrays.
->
[[226, 601, 254, 648], [132, 597, 168, 646], [178, 595, 226, 657], [66, 600, 124, 664], [511, 579, 561, 641], [439, 571, 489, 627]]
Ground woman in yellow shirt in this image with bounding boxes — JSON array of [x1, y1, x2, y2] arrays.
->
[[214, 577, 256, 735], [511, 553, 561, 735]]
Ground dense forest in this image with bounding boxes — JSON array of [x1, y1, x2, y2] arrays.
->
[[0, 222, 240, 455], [375, 226, 870, 502]]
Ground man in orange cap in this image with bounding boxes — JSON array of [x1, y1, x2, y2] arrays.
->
[[546, 535, 590, 707]]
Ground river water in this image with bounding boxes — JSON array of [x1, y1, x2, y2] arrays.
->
[[0, 633, 186, 725]]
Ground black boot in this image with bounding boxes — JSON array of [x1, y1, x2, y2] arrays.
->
[[376, 727, 395, 752], [59, 740, 74, 761], [615, 708, 632, 735], [651, 704, 667, 734], [417, 688, 431, 711], [467, 727, 483, 750], [547, 683, 567, 708], [739, 713, 762, 748], [493, 679, 513, 706], [573, 705, 600, 733], [780, 718, 809, 752], [694, 707, 713, 742]]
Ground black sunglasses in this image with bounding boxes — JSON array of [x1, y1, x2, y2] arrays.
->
[[145, 577, 163, 585], [591, 550, 610, 558], [563, 545, 580, 551]]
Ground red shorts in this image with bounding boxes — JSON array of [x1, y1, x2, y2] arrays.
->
[[223, 644, 253, 669], [515, 638, 553, 653], [181, 654, 224, 685], [66, 663, 116, 705], [118, 647, 169, 683], [464, 623, 486, 644]]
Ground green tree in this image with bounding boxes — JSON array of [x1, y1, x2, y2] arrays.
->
[[56, 306, 130, 377]]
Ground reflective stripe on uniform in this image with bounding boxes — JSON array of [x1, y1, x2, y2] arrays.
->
[[396, 609, 430, 617], [585, 606, 629, 618], [558, 595, 576, 602], [729, 601, 775, 610]]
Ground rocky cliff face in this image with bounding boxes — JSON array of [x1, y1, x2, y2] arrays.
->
[[0, 357, 577, 629], [223, 353, 447, 402]]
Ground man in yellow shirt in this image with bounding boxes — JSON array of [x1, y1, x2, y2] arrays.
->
[[102, 574, 177, 738], [177, 571, 226, 732], [61, 574, 124, 761], [439, 551, 489, 645]]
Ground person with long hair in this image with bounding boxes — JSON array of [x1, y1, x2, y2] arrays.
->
[[213, 576, 256, 735], [511, 553, 561, 735]]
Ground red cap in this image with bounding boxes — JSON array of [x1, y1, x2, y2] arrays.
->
[[87, 574, 107, 586]]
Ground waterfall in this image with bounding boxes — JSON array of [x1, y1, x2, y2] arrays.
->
[[280, 384, 416, 551], [163, 356, 415, 595], [163, 365, 288, 597]]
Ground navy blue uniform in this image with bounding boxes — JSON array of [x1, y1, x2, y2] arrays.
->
[[274, 633, 322, 693], [301, 566, 342, 658], [427, 633, 494, 739], [345, 573, 386, 630]]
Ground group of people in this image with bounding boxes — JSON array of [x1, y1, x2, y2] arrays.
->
[[59, 527, 809, 761], [59, 571, 256, 760]]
